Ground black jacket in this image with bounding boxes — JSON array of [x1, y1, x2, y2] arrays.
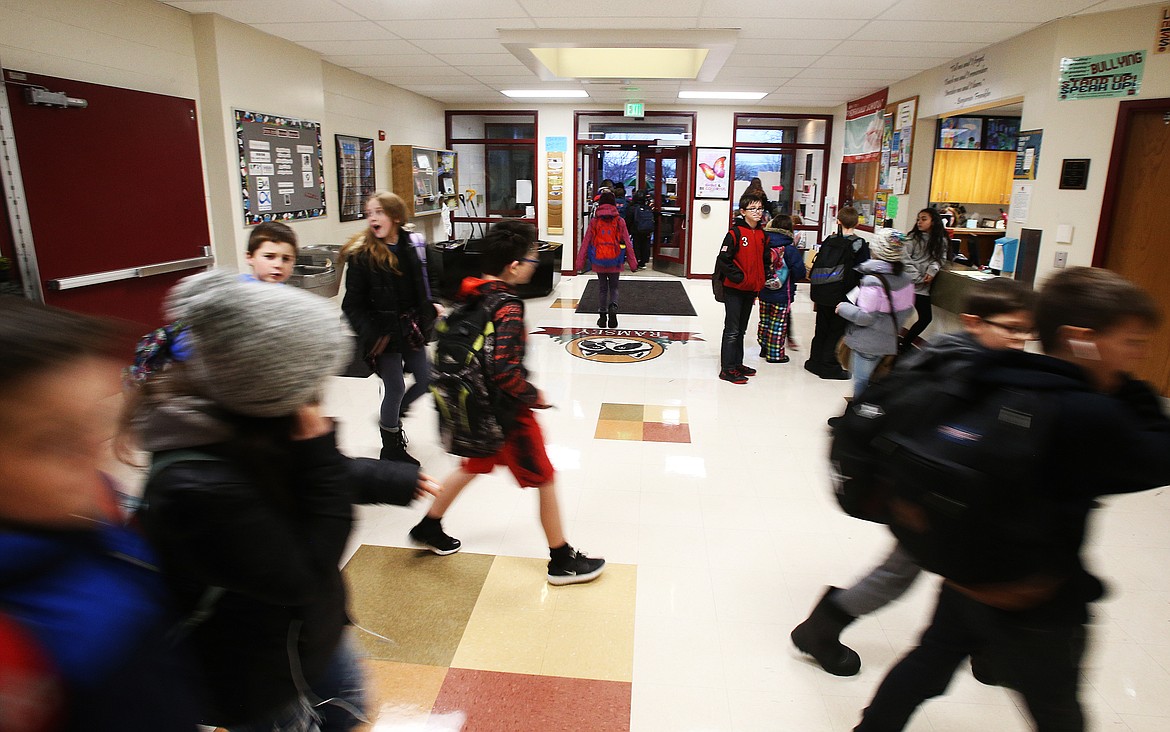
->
[[342, 227, 439, 355], [809, 233, 870, 306], [138, 433, 418, 726]]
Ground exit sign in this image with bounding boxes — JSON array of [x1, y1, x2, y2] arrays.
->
[[624, 102, 644, 118]]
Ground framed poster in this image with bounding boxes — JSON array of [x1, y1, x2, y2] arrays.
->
[[1014, 129, 1043, 179], [235, 109, 326, 225], [694, 147, 730, 199], [335, 134, 375, 222]]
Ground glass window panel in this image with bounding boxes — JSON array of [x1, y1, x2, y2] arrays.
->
[[486, 144, 536, 216]]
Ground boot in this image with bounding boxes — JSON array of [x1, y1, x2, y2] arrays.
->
[[597, 310, 607, 328], [380, 427, 419, 466], [607, 303, 618, 328], [790, 587, 861, 676]]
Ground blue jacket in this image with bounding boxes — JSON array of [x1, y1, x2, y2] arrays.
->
[[758, 227, 807, 305]]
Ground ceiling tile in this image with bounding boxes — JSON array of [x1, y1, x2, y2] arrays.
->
[[335, 0, 530, 20], [696, 18, 867, 39], [251, 21, 397, 42], [354, 65, 470, 79], [697, 0, 900, 20], [794, 67, 903, 81], [809, 55, 951, 71], [376, 18, 533, 39], [840, 39, 989, 57], [516, 0, 704, 17], [853, 19, 1035, 44], [412, 39, 510, 54], [164, 0, 364, 24], [300, 39, 425, 56], [877, 0, 1090, 24], [435, 53, 528, 67], [535, 17, 702, 30], [725, 39, 842, 56]]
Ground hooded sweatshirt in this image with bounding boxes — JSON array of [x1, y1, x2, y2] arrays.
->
[[758, 225, 807, 305], [837, 259, 915, 355], [575, 203, 637, 273]]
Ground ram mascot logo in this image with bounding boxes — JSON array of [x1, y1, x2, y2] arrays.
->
[[566, 335, 665, 363]]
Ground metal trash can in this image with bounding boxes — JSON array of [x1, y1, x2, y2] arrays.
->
[[289, 244, 342, 298]]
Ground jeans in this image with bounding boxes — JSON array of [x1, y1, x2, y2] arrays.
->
[[835, 543, 922, 618], [229, 635, 366, 732], [850, 350, 882, 398], [720, 289, 756, 370], [809, 305, 847, 373], [855, 584, 1086, 732], [376, 346, 431, 428]]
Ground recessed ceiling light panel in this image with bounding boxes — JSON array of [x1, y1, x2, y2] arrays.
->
[[678, 91, 767, 100]]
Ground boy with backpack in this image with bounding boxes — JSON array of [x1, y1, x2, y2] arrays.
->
[[806, 206, 870, 380], [624, 190, 655, 270], [792, 277, 1037, 677], [414, 220, 606, 586], [575, 189, 637, 328], [849, 267, 1170, 731]]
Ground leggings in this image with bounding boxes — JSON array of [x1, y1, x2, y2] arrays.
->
[[376, 346, 431, 429], [596, 272, 620, 308], [901, 294, 932, 349]]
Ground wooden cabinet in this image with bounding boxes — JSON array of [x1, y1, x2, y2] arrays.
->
[[390, 145, 458, 218], [929, 150, 1014, 205]]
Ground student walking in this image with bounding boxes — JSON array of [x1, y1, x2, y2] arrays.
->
[[413, 220, 606, 586], [575, 189, 637, 328], [341, 191, 440, 465], [757, 213, 807, 364], [624, 190, 655, 270], [899, 208, 949, 353]]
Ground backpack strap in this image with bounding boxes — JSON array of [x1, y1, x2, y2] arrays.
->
[[872, 272, 900, 351], [408, 232, 433, 301]]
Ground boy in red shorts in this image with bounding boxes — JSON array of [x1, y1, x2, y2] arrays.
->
[[409, 220, 605, 586]]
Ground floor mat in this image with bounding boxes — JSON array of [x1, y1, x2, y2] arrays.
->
[[574, 279, 697, 316]]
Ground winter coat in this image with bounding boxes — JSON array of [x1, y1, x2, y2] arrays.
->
[[135, 395, 419, 726], [575, 203, 637, 273], [837, 259, 915, 355], [758, 226, 807, 305], [716, 216, 767, 293], [342, 227, 439, 355], [0, 503, 201, 730]]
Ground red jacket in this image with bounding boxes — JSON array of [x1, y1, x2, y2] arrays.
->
[[716, 220, 767, 292], [457, 277, 539, 406]]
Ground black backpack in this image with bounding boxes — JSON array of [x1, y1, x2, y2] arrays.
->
[[809, 234, 866, 305], [430, 291, 521, 457], [830, 351, 1076, 585], [633, 204, 654, 233]]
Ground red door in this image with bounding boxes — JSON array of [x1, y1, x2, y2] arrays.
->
[[650, 147, 690, 277], [2, 70, 211, 330]]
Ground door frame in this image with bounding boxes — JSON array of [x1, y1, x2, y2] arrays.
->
[[571, 111, 697, 277], [1094, 98, 1170, 265], [0, 66, 44, 301]]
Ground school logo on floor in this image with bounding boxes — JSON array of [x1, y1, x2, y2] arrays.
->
[[531, 327, 703, 364]]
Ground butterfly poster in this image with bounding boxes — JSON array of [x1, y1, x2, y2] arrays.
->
[[694, 147, 731, 200]]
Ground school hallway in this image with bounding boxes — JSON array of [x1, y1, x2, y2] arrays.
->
[[323, 274, 1170, 732]]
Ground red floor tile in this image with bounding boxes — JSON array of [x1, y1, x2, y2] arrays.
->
[[432, 668, 631, 731], [641, 421, 692, 443]]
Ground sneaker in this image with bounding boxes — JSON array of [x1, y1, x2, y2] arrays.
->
[[409, 520, 462, 555], [547, 548, 606, 586], [766, 355, 790, 364], [719, 369, 748, 385], [736, 364, 758, 376]]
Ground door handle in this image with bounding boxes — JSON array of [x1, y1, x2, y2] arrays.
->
[[46, 254, 214, 291]]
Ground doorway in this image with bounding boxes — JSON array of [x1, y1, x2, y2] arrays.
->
[[573, 112, 695, 278], [1096, 98, 1170, 396]]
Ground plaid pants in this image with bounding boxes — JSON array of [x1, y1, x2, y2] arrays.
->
[[757, 300, 789, 361]]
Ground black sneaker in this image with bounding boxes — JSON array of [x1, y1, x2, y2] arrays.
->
[[719, 369, 748, 385], [736, 364, 758, 376], [547, 548, 606, 586], [409, 520, 462, 555]]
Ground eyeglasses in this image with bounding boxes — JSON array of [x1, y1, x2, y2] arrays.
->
[[981, 318, 1035, 337], [521, 258, 540, 265], [743, 206, 764, 213]]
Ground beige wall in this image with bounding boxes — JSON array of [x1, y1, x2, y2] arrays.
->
[[880, 6, 1170, 283]]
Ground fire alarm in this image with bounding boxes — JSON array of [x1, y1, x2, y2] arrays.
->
[[378, 130, 386, 141]]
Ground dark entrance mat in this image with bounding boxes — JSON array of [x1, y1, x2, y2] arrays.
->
[[574, 279, 697, 316]]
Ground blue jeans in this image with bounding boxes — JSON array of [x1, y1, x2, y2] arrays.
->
[[228, 635, 366, 732], [850, 350, 882, 398]]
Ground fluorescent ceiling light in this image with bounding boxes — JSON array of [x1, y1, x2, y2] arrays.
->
[[501, 89, 588, 98], [679, 91, 767, 100], [530, 47, 708, 79]]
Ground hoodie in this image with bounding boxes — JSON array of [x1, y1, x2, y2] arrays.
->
[[758, 226, 807, 305], [837, 259, 915, 355]]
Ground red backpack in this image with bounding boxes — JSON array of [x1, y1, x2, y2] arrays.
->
[[588, 216, 625, 268]]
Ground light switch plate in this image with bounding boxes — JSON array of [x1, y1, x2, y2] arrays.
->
[[1054, 251, 1068, 268], [1056, 224, 1073, 243]]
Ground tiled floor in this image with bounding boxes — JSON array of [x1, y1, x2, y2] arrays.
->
[[324, 270, 1170, 731]]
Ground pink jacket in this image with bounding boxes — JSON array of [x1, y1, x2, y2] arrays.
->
[[575, 204, 637, 273]]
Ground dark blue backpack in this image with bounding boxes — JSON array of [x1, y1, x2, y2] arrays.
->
[[633, 204, 654, 233]]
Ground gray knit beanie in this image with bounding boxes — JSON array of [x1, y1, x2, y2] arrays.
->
[[871, 228, 908, 263], [165, 269, 353, 417]]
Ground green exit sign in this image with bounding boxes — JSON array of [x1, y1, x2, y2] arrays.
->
[[624, 102, 644, 118]]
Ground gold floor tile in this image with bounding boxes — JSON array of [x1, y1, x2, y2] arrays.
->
[[541, 610, 635, 682], [449, 605, 554, 676], [550, 298, 579, 308], [643, 404, 689, 425], [551, 562, 636, 615], [355, 659, 447, 732], [471, 555, 560, 613], [595, 419, 644, 441], [343, 545, 494, 666], [598, 403, 645, 421]]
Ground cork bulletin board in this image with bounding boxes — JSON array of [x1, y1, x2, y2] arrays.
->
[[235, 109, 326, 225]]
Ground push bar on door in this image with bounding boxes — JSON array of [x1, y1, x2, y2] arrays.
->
[[45, 255, 214, 291]]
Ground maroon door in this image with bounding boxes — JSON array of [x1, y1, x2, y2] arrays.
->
[[3, 69, 211, 330]]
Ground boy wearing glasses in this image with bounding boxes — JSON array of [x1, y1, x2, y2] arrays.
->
[[410, 220, 605, 585], [715, 190, 769, 384], [794, 276, 1037, 676]]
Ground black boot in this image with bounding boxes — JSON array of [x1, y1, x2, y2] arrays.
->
[[597, 310, 607, 328], [380, 427, 419, 465], [607, 303, 618, 328], [790, 587, 861, 676]]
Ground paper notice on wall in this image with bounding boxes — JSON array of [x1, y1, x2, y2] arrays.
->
[[891, 166, 907, 195], [1010, 182, 1033, 223], [297, 145, 313, 154], [516, 179, 533, 205], [250, 151, 271, 163], [249, 163, 275, 176], [249, 140, 271, 150]]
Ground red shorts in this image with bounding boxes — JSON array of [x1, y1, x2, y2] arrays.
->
[[461, 406, 555, 487]]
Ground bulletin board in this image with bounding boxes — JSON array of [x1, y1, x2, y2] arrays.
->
[[335, 134, 375, 222], [877, 96, 918, 196], [235, 109, 326, 225]]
